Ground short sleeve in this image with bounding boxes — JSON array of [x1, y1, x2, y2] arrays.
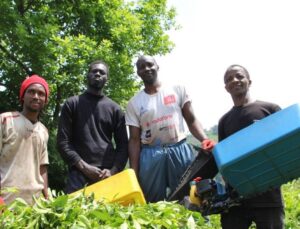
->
[[125, 100, 140, 128], [174, 85, 191, 108]]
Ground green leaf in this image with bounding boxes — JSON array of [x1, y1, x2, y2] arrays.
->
[[78, 215, 92, 229]]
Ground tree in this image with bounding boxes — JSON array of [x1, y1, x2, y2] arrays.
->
[[0, 0, 177, 191], [0, 0, 177, 125]]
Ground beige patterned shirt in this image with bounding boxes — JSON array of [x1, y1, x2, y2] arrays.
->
[[0, 112, 49, 204]]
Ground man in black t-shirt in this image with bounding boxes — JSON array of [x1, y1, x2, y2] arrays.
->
[[218, 65, 284, 229], [57, 60, 128, 193]]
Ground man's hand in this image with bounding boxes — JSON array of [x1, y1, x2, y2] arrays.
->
[[99, 169, 112, 180], [76, 160, 102, 182], [201, 139, 216, 151], [83, 164, 103, 181], [99, 167, 118, 180]]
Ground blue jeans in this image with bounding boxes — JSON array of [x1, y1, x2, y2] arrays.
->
[[139, 140, 195, 202]]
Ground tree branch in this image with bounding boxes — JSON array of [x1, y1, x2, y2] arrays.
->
[[52, 85, 62, 128], [0, 44, 32, 75], [17, 0, 25, 16], [24, 0, 36, 12]]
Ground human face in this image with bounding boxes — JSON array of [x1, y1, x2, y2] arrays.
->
[[137, 56, 159, 85], [87, 63, 108, 90], [224, 66, 251, 97], [22, 83, 46, 112]]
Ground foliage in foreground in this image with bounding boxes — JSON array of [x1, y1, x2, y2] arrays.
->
[[0, 179, 299, 228], [282, 179, 300, 229], [0, 192, 216, 229]]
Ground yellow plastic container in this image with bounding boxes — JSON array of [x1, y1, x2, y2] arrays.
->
[[71, 169, 146, 206]]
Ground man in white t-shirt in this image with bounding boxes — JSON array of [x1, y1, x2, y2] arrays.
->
[[0, 75, 49, 205], [126, 55, 215, 202]]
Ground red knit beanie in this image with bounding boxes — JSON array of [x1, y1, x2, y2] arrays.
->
[[19, 75, 50, 103]]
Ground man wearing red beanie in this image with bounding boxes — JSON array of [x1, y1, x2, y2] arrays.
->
[[19, 74, 50, 103], [0, 75, 50, 205]]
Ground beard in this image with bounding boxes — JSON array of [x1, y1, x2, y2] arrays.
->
[[88, 77, 106, 90], [89, 82, 104, 90], [25, 103, 43, 113], [143, 73, 158, 85]]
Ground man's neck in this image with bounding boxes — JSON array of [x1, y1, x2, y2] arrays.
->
[[232, 93, 253, 107], [21, 110, 39, 124], [86, 87, 103, 96], [144, 81, 161, 95]]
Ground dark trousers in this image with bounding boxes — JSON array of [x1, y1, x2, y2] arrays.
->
[[221, 206, 284, 229], [65, 168, 94, 194]]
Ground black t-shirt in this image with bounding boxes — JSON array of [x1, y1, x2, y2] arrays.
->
[[218, 100, 283, 207], [57, 91, 128, 171]]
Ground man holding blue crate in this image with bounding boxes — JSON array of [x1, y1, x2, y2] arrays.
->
[[218, 65, 284, 229]]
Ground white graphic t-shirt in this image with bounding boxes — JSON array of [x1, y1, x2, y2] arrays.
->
[[126, 85, 190, 145]]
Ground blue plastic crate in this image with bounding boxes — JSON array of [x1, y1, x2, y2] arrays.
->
[[213, 103, 300, 197]]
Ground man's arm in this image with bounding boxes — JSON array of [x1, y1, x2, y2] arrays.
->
[[57, 100, 102, 182], [110, 110, 129, 175], [182, 101, 208, 142], [128, 126, 141, 176], [182, 101, 215, 150], [75, 160, 102, 181], [57, 101, 82, 166], [40, 164, 48, 199]]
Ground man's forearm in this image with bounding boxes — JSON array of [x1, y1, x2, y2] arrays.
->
[[113, 142, 129, 172], [57, 139, 82, 166], [128, 141, 141, 175], [75, 159, 103, 182], [188, 120, 208, 142], [40, 165, 48, 199], [57, 115, 82, 166], [75, 159, 88, 172]]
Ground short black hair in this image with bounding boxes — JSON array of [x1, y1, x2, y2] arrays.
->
[[224, 64, 250, 82], [135, 55, 157, 69], [88, 60, 109, 75]]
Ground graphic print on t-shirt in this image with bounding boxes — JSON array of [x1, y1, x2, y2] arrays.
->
[[163, 94, 176, 105]]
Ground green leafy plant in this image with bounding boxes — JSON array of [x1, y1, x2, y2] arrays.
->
[[282, 179, 300, 229], [1, 180, 299, 228], [0, 191, 213, 228]]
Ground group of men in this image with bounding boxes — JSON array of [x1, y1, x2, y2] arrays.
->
[[0, 55, 284, 228]]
